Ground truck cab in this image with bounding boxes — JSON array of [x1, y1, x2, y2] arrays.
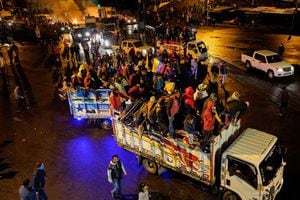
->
[[186, 40, 208, 61], [221, 128, 285, 200]]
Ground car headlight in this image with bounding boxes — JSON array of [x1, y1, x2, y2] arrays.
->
[[78, 33, 82, 37], [291, 66, 294, 72], [104, 40, 110, 47], [133, 19, 136, 23], [277, 68, 283, 73], [61, 27, 65, 31], [85, 32, 90, 37], [95, 34, 101, 41], [127, 19, 131, 23]]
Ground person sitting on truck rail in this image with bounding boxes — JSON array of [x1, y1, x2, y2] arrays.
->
[[110, 87, 131, 111], [225, 91, 249, 123], [148, 97, 169, 135]]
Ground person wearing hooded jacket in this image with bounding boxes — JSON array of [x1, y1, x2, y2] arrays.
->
[[201, 93, 223, 144], [107, 155, 127, 199], [182, 86, 196, 115]]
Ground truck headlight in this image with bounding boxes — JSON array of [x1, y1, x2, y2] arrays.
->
[[95, 34, 101, 41], [61, 27, 65, 31], [85, 32, 90, 37], [277, 68, 283, 73], [291, 66, 294, 72], [78, 33, 82, 37], [104, 40, 110, 47]]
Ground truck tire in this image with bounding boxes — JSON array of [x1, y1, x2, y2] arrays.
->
[[267, 70, 274, 79], [100, 119, 112, 130], [222, 191, 241, 200], [245, 61, 252, 70], [142, 158, 158, 174]]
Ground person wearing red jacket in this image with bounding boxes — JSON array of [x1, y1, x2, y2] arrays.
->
[[110, 88, 130, 111], [183, 86, 195, 115], [128, 84, 146, 100], [201, 93, 223, 143]]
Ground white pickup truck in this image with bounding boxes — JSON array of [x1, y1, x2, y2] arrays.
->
[[241, 50, 294, 78], [157, 40, 208, 61], [112, 39, 155, 56]]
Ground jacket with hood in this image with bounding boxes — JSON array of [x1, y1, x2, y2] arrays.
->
[[183, 87, 195, 111]]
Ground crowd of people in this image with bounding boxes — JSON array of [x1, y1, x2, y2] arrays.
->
[[45, 22, 249, 153], [19, 162, 47, 200]]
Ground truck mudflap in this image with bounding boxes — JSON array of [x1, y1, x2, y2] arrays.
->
[[113, 110, 241, 185]]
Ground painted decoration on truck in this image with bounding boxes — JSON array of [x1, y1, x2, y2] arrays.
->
[[114, 119, 212, 181], [68, 89, 111, 119]]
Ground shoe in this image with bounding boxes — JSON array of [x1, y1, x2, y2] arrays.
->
[[110, 190, 114, 198], [13, 117, 22, 121], [115, 194, 123, 199]]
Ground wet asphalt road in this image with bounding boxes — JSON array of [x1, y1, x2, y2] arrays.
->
[[0, 26, 300, 200]]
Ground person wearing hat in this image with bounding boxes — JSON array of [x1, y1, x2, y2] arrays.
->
[[33, 162, 47, 200], [201, 93, 223, 144], [227, 91, 240, 103], [225, 91, 249, 122], [194, 83, 208, 111]]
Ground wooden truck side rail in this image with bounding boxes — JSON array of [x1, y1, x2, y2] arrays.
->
[[112, 111, 241, 186]]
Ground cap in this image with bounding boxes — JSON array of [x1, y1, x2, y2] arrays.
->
[[231, 91, 240, 100], [36, 162, 45, 171], [210, 93, 218, 102], [149, 96, 156, 103], [197, 83, 207, 91]]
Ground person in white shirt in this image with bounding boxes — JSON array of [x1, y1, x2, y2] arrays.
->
[[138, 183, 150, 200]]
